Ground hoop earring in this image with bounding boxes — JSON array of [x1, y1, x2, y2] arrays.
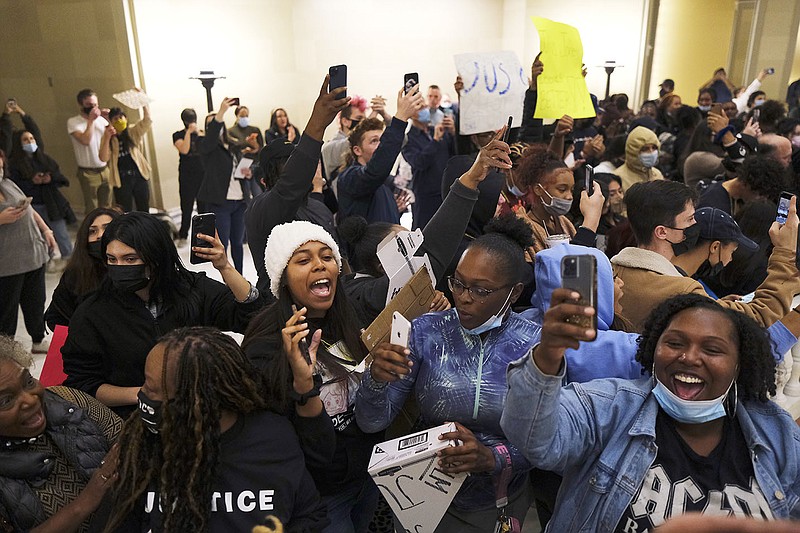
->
[[726, 381, 738, 419]]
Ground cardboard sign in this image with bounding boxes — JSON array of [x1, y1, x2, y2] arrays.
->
[[368, 423, 467, 532], [360, 266, 435, 354], [454, 50, 527, 135], [112, 88, 152, 109], [531, 17, 595, 119]]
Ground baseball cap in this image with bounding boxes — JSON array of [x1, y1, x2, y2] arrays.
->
[[694, 207, 758, 251], [259, 139, 295, 168]]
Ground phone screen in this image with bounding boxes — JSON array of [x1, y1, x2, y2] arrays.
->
[[585, 164, 594, 196], [753, 108, 761, 123], [404, 73, 419, 95], [777, 192, 792, 224]]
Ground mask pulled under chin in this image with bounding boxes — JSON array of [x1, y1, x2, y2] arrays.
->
[[461, 289, 514, 336], [107, 264, 150, 292], [652, 376, 732, 424]]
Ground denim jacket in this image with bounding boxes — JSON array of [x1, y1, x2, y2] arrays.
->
[[500, 353, 800, 531], [357, 309, 541, 511]]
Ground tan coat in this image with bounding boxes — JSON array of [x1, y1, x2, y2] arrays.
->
[[106, 115, 153, 189], [613, 126, 664, 192], [517, 209, 576, 256], [611, 246, 800, 332]]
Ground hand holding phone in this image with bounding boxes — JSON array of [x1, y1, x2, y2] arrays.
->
[[404, 73, 419, 95], [16, 197, 33, 210], [228, 97, 240, 107], [710, 103, 723, 116], [190, 213, 216, 264], [560, 255, 597, 336], [502, 115, 513, 144]]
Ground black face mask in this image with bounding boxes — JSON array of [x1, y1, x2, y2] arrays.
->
[[82, 106, 95, 115], [348, 118, 361, 130], [107, 264, 150, 292], [137, 390, 162, 434], [87, 240, 103, 261], [694, 258, 724, 280], [666, 223, 701, 257]]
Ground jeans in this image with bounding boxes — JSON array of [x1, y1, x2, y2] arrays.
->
[[114, 171, 150, 212], [210, 199, 246, 273], [319, 478, 379, 533], [0, 265, 46, 342], [178, 170, 206, 239], [33, 205, 73, 258]]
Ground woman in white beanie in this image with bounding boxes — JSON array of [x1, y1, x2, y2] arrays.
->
[[241, 127, 513, 532]]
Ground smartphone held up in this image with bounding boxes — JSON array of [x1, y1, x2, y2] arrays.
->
[[329, 65, 347, 99], [190, 213, 216, 265], [561, 254, 597, 336]]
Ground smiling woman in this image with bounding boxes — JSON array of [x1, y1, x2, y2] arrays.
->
[[0, 336, 121, 532], [501, 293, 800, 531]]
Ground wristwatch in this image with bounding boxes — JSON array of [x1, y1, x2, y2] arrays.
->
[[289, 374, 323, 406]]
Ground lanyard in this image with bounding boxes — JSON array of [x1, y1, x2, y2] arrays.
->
[[492, 444, 521, 533]]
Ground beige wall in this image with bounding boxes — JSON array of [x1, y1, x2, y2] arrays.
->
[[0, 0, 136, 214], [649, 0, 736, 104]]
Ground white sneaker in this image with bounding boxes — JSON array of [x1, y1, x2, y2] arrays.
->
[[31, 339, 50, 354]]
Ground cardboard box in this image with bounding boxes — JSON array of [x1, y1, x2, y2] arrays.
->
[[368, 423, 467, 532], [360, 265, 436, 354]]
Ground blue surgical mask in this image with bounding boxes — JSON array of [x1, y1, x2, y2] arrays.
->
[[536, 185, 572, 216], [639, 151, 659, 168], [698, 105, 711, 112], [509, 184, 525, 198], [652, 376, 732, 424], [22, 142, 38, 153], [416, 107, 431, 123], [238, 117, 250, 128], [754, 99, 765, 107], [462, 289, 513, 336]]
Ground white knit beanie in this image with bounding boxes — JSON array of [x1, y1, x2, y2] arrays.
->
[[265, 221, 342, 299]]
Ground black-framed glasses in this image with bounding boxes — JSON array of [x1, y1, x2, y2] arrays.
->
[[447, 277, 507, 302]]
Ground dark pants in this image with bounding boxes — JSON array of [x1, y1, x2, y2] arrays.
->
[[115, 172, 150, 213], [178, 171, 206, 239], [0, 265, 46, 342], [211, 199, 246, 273]]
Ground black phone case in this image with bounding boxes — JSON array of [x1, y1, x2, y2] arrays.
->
[[404, 73, 419, 94], [561, 255, 598, 332], [190, 213, 216, 265], [329, 65, 347, 100]]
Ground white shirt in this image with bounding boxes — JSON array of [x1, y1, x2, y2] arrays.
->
[[226, 166, 244, 201], [67, 114, 109, 168]]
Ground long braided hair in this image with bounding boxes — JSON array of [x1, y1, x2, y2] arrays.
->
[[105, 327, 271, 532]]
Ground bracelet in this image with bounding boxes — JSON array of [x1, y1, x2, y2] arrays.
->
[[289, 374, 323, 406], [713, 126, 735, 144]]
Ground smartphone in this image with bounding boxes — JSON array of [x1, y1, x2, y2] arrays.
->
[[403, 73, 419, 95], [329, 64, 347, 100], [767, 67, 775, 75], [292, 304, 313, 366], [502, 115, 513, 143], [16, 196, 32, 209], [777, 191, 793, 224], [190, 213, 216, 264], [561, 255, 597, 335], [391, 312, 412, 348], [753, 108, 761, 123], [585, 164, 594, 196], [228, 97, 240, 106], [7, 98, 15, 106], [710, 103, 723, 116]]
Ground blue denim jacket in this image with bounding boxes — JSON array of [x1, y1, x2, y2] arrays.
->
[[357, 309, 541, 511], [500, 353, 800, 531]]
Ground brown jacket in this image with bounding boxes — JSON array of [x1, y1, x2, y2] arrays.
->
[[517, 210, 577, 256], [103, 115, 153, 189], [611, 246, 800, 332]]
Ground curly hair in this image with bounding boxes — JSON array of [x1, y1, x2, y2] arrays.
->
[[343, 117, 384, 169], [514, 143, 568, 191], [106, 327, 269, 532], [738, 154, 788, 203], [468, 213, 535, 286], [0, 336, 33, 370], [635, 294, 776, 402]]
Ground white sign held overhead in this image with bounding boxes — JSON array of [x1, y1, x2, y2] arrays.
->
[[454, 50, 527, 135]]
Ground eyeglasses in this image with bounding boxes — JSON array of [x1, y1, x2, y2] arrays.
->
[[447, 277, 507, 302]]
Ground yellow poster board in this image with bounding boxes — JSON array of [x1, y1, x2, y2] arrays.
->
[[531, 17, 596, 119]]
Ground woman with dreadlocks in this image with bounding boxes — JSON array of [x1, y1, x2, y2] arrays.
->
[[107, 327, 327, 532]]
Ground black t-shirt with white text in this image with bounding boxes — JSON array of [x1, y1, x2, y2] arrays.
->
[[615, 410, 774, 533]]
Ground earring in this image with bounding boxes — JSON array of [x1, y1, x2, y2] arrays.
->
[[726, 381, 738, 418]]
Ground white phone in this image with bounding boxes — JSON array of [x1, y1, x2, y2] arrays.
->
[[391, 312, 411, 348]]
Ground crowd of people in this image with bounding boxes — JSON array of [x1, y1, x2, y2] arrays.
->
[[2, 50, 800, 532]]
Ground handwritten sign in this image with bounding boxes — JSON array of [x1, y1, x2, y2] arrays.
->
[[369, 423, 467, 532], [531, 17, 595, 119], [454, 51, 527, 135]]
